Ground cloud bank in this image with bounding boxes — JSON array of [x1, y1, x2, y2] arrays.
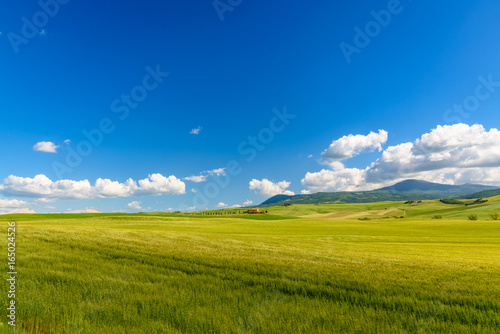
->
[[303, 124, 500, 192], [0, 199, 35, 214], [0, 173, 186, 200]]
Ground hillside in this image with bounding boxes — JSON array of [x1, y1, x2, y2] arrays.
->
[[459, 188, 500, 199], [377, 179, 489, 192], [260, 179, 497, 206], [260, 194, 500, 221]]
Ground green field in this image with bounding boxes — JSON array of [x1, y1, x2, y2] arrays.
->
[[203, 195, 500, 221], [1, 198, 500, 333]]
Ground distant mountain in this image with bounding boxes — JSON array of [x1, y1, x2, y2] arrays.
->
[[378, 179, 496, 194], [379, 179, 457, 191], [259, 180, 497, 206], [259, 194, 294, 206], [458, 188, 500, 199]]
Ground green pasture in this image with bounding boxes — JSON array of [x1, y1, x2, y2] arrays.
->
[[0, 200, 499, 333]]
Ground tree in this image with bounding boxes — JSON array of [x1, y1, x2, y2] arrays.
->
[[490, 213, 499, 220], [468, 214, 478, 221]]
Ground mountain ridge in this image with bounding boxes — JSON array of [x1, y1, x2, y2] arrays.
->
[[259, 179, 498, 206]]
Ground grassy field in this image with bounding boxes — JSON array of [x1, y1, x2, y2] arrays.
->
[[1, 201, 500, 333], [203, 195, 500, 221]]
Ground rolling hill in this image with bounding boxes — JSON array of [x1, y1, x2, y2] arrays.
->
[[260, 179, 497, 206], [458, 187, 500, 199]]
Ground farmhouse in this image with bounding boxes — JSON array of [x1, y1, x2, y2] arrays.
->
[[247, 208, 260, 214]]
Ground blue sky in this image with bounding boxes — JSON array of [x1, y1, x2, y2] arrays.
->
[[1, 0, 500, 213]]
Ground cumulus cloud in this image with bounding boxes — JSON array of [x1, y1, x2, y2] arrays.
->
[[302, 168, 369, 193], [302, 124, 500, 192], [190, 126, 202, 135], [230, 204, 242, 208], [127, 201, 142, 210], [249, 179, 295, 197], [0, 199, 34, 214], [13, 208, 36, 213], [321, 130, 387, 168], [33, 141, 59, 153], [0, 173, 185, 200], [301, 190, 311, 195], [216, 202, 227, 208], [0, 199, 31, 209], [243, 199, 253, 205]]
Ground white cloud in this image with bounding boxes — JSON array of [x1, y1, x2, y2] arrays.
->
[[321, 130, 387, 168], [127, 201, 142, 210], [191, 188, 197, 193], [243, 199, 253, 205], [132, 174, 185, 196], [0, 173, 185, 200], [190, 126, 202, 135], [66, 207, 100, 213], [308, 155, 313, 158], [230, 204, 242, 208], [301, 190, 311, 194], [302, 168, 369, 193], [184, 168, 226, 182], [184, 175, 207, 183], [3, 208, 36, 214], [0, 199, 34, 214], [33, 141, 59, 153], [63, 139, 71, 144], [249, 179, 295, 197], [206, 168, 226, 176], [216, 202, 227, 208], [303, 124, 500, 192], [33, 198, 56, 203]]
